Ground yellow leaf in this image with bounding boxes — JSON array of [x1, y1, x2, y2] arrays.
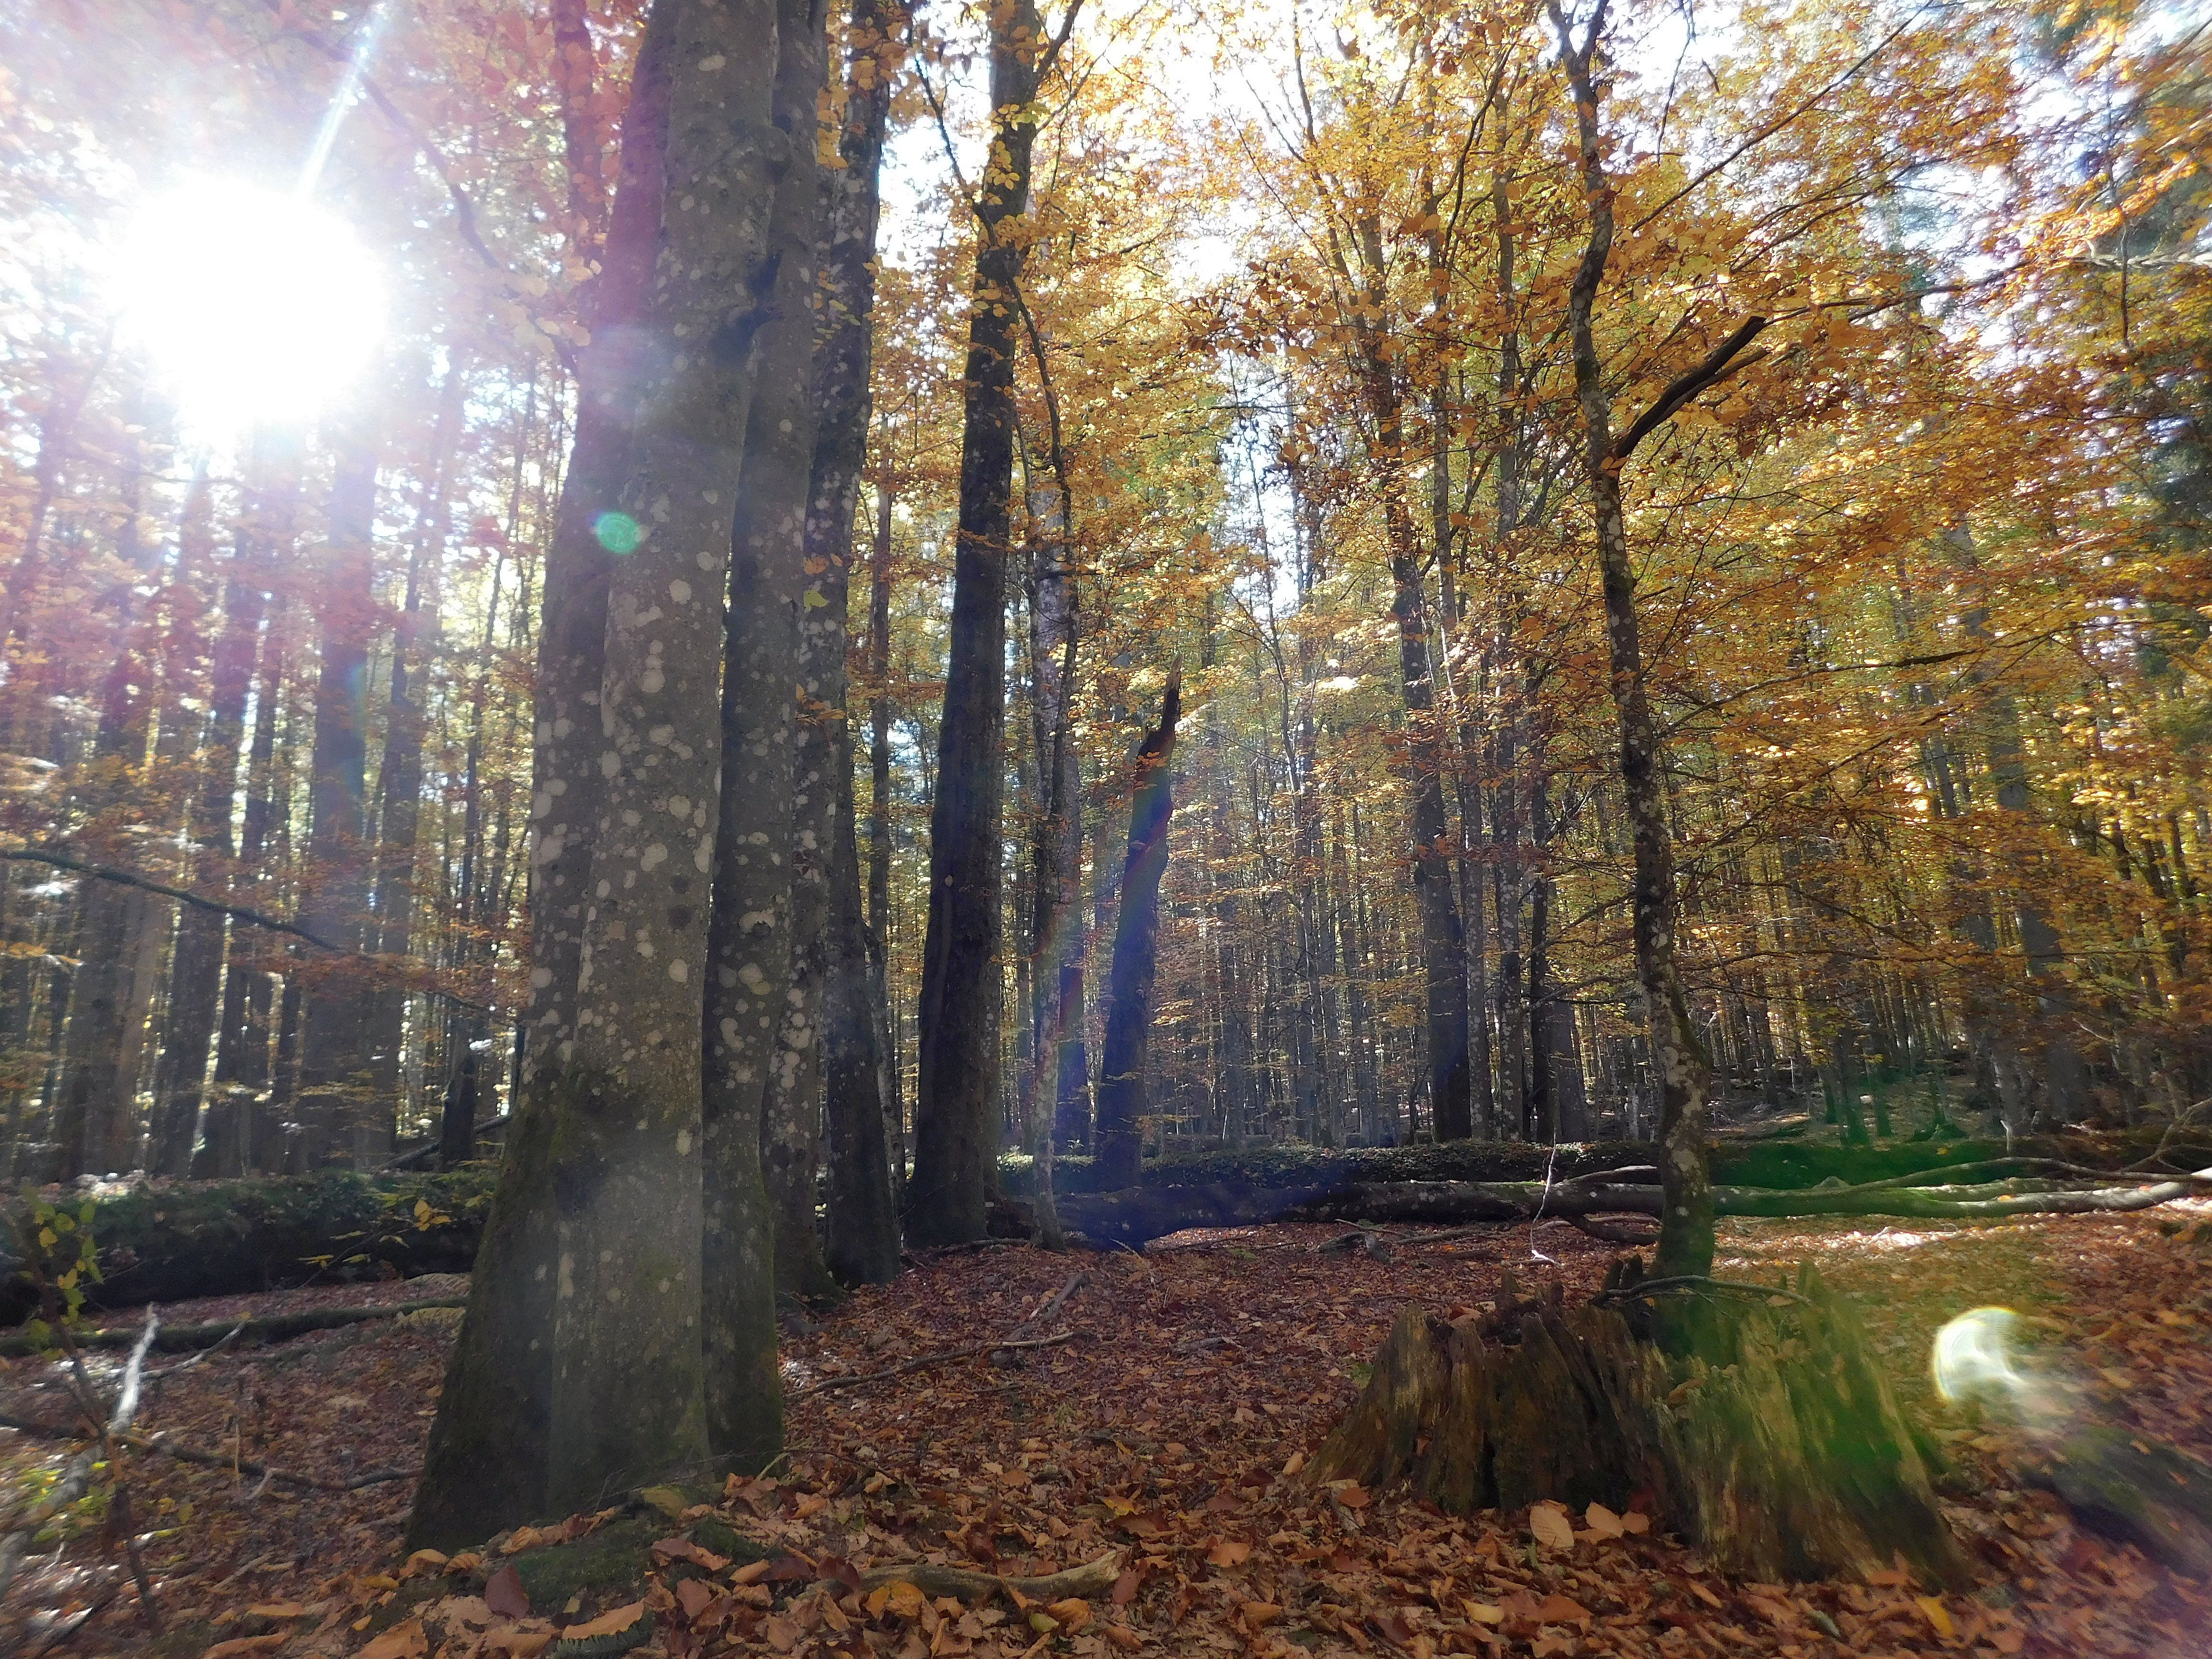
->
[[1583, 1503, 1625, 1539], [1915, 1596, 1954, 1639], [1463, 1601, 1505, 1626]]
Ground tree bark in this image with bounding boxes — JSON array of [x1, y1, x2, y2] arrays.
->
[[295, 410, 381, 1165], [808, 0, 904, 1289], [908, 0, 1068, 1245], [1092, 672, 1181, 1190], [1552, 0, 1716, 1279], [1310, 1271, 1966, 1586], [710, 0, 831, 1334], [413, 0, 785, 1546]]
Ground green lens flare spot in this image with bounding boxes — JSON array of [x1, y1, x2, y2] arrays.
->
[[594, 511, 642, 554]]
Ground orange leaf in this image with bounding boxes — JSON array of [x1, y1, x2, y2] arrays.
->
[[1536, 1594, 1590, 1628], [1206, 1539, 1251, 1567], [204, 1638, 289, 1659], [1241, 1602, 1284, 1629], [358, 1619, 429, 1659], [1582, 1503, 1625, 1539], [559, 1603, 647, 1643], [1046, 1598, 1093, 1630]]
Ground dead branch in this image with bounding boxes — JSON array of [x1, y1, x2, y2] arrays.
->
[[0, 1310, 160, 1603], [0, 849, 505, 1020], [0, 1297, 467, 1359], [858, 1547, 1124, 1604]]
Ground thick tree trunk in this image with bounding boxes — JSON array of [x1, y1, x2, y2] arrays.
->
[[1310, 1267, 1966, 1586], [1553, 5, 1715, 1279], [712, 0, 830, 1327], [413, 0, 785, 1547], [1092, 673, 1181, 1190]]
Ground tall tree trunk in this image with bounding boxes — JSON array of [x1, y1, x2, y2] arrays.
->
[[799, 0, 904, 1287], [365, 364, 465, 1165], [707, 0, 830, 1361], [174, 436, 295, 1178], [1333, 252, 1473, 1141], [1552, 0, 1715, 1278], [1093, 671, 1181, 1190], [296, 411, 380, 1164], [908, 0, 1071, 1245], [414, 0, 785, 1545]]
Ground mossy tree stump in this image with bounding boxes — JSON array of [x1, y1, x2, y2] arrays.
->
[[1310, 1259, 1966, 1586]]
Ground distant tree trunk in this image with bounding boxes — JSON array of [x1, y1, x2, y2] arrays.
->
[[1093, 671, 1181, 1191], [1334, 263, 1473, 1141], [365, 363, 464, 1166], [1553, 3, 1715, 1278], [55, 490, 159, 1178], [175, 436, 295, 1179], [908, 0, 1068, 1246], [296, 411, 380, 1165], [414, 0, 785, 1546], [865, 478, 903, 1166], [805, 0, 903, 1287]]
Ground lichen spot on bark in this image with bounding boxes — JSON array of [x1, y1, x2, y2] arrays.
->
[[558, 1252, 576, 1298]]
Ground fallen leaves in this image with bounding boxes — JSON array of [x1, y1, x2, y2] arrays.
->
[[13, 1212, 2212, 1659], [1528, 1500, 1575, 1552]]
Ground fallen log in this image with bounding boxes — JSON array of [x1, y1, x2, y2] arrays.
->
[[1057, 1166, 2212, 1248], [0, 1296, 468, 1358], [13, 1143, 2206, 1324], [2, 1169, 494, 1324]]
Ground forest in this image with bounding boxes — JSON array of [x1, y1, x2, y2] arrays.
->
[[2, 0, 2211, 1653]]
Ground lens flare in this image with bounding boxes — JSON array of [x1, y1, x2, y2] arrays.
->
[[112, 177, 384, 434], [1932, 1306, 2025, 1407]]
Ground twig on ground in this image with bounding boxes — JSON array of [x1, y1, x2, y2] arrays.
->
[[0, 1308, 163, 1608], [0, 1410, 418, 1493], [789, 1332, 1079, 1400]]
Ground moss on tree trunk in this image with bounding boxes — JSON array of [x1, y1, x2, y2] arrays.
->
[[1310, 1261, 1966, 1586]]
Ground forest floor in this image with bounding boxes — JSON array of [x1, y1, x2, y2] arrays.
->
[[4, 1205, 2212, 1659]]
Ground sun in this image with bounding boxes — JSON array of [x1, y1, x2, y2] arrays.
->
[[114, 177, 384, 435]]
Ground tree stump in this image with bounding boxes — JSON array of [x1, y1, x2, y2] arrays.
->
[[1309, 1258, 1967, 1586]]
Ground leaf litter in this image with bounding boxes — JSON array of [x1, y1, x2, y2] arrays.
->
[[4, 1210, 2212, 1656]]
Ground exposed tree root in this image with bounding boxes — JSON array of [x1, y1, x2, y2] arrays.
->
[[857, 1549, 1124, 1603]]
